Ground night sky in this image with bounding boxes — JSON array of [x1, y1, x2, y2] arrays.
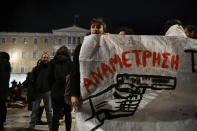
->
[[0, 0, 196, 35]]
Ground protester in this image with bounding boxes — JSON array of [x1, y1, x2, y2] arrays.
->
[[0, 52, 11, 130], [70, 17, 106, 111], [118, 27, 135, 35], [21, 72, 32, 110], [48, 46, 72, 131], [184, 25, 197, 39], [164, 19, 187, 37], [28, 53, 52, 130]]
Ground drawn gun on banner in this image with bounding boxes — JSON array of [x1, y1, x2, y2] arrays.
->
[[82, 74, 176, 131]]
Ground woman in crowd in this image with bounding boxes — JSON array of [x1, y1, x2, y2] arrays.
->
[[49, 46, 72, 131]]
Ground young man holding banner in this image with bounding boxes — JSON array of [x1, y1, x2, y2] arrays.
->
[[70, 17, 107, 111]]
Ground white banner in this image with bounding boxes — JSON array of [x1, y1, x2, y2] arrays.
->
[[77, 34, 197, 131]]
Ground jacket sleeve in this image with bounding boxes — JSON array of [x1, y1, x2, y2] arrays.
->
[[48, 60, 55, 88], [28, 66, 38, 99], [70, 44, 82, 98]]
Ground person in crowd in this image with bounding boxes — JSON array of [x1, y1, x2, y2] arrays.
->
[[28, 53, 52, 130], [70, 17, 106, 111], [164, 19, 187, 37], [48, 46, 72, 131], [0, 52, 11, 130], [118, 27, 135, 35], [21, 72, 32, 109], [9, 84, 24, 102], [11, 80, 17, 88], [184, 25, 197, 39]]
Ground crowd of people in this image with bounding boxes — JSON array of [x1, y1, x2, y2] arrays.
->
[[0, 17, 197, 131]]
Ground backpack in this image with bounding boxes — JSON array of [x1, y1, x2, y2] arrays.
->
[[64, 74, 71, 105]]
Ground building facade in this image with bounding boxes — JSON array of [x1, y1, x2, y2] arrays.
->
[[0, 25, 89, 74]]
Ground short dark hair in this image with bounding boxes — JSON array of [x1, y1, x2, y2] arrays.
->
[[55, 46, 71, 60], [184, 25, 197, 33], [118, 27, 135, 35], [90, 17, 107, 32], [0, 51, 10, 61], [164, 19, 182, 33]]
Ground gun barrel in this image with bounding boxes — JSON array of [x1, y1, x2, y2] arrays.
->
[[118, 74, 176, 90]]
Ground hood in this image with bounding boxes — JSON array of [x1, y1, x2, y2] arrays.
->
[[54, 55, 70, 63]]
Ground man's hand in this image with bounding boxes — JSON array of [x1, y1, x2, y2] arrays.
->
[[71, 96, 81, 111]]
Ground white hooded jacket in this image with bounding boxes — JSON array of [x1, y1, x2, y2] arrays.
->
[[165, 24, 187, 37]]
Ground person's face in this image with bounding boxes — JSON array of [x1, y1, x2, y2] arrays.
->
[[184, 29, 194, 38], [90, 22, 104, 34], [119, 31, 126, 35], [41, 54, 49, 63]]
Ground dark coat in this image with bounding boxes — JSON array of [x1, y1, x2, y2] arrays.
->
[[49, 55, 72, 100], [0, 58, 11, 100], [28, 62, 50, 99]]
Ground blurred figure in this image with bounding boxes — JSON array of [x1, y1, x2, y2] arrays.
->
[[25, 60, 45, 125], [21, 72, 32, 109], [184, 25, 197, 39], [70, 17, 106, 112], [118, 27, 135, 35], [28, 53, 52, 130], [0, 52, 11, 130], [49, 46, 72, 131], [164, 19, 187, 37], [11, 80, 17, 88]]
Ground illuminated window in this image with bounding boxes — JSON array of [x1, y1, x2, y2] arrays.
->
[[12, 37, 17, 43], [44, 38, 48, 44], [21, 66, 25, 73], [1, 38, 6, 44], [23, 38, 28, 44], [33, 51, 38, 58], [22, 51, 27, 58], [11, 67, 13, 73], [34, 38, 38, 44], [58, 39, 62, 44], [10, 51, 16, 58]]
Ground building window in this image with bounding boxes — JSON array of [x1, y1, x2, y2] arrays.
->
[[44, 38, 48, 44], [34, 38, 38, 44], [1, 38, 6, 44], [58, 39, 62, 44], [73, 37, 76, 44], [10, 51, 16, 58], [77, 37, 81, 44], [23, 38, 28, 44], [21, 66, 25, 73], [12, 37, 17, 43], [11, 67, 13, 73], [33, 51, 38, 58], [22, 51, 27, 58], [68, 37, 71, 44]]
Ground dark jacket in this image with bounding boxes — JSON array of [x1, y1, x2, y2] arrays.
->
[[0, 58, 11, 100], [70, 44, 82, 98], [29, 62, 50, 98], [49, 55, 72, 100]]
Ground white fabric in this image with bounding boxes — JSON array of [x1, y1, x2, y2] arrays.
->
[[77, 35, 197, 131], [165, 24, 187, 37]]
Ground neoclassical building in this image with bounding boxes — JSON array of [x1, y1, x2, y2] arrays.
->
[[0, 25, 89, 74]]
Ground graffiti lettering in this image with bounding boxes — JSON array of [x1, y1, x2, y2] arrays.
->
[[83, 50, 179, 93]]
